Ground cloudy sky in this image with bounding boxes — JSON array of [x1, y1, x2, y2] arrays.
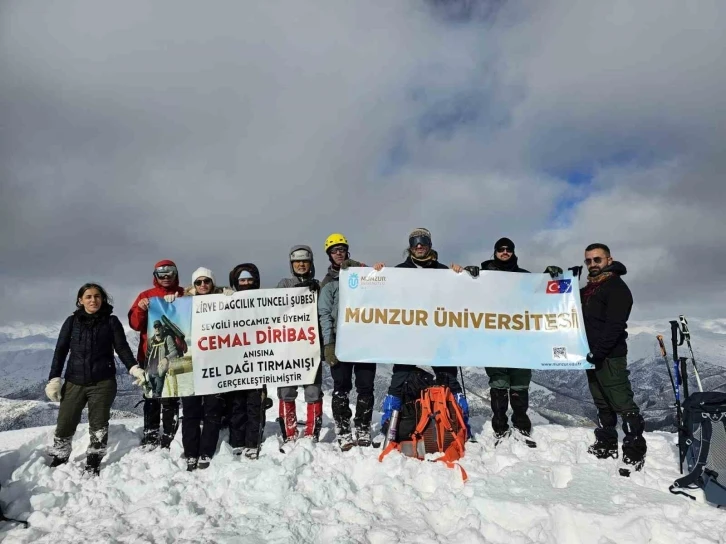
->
[[2, 0, 725, 332]]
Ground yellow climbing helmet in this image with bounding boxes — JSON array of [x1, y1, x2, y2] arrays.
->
[[324, 233, 349, 253]]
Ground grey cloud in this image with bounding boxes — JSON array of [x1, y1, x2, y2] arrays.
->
[[1, 0, 725, 328]]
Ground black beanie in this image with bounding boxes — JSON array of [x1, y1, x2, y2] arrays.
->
[[494, 237, 515, 252]]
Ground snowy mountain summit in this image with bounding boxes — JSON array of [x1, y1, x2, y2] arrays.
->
[[0, 399, 724, 543]]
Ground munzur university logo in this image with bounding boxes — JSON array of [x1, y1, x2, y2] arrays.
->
[[348, 273, 359, 289], [546, 279, 572, 294]]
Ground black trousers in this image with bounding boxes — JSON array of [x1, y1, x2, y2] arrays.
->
[[143, 397, 180, 438], [387, 365, 461, 397], [181, 394, 224, 459], [227, 389, 263, 449], [330, 362, 376, 397]]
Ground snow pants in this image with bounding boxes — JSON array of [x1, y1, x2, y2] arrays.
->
[[587, 356, 647, 461], [227, 389, 263, 449], [485, 367, 531, 391], [277, 364, 323, 402], [181, 394, 224, 460], [53, 379, 117, 460]]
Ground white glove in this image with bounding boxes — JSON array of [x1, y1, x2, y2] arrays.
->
[[158, 358, 170, 374], [129, 365, 147, 386], [164, 294, 177, 303], [45, 377, 62, 402], [223, 288, 236, 296]]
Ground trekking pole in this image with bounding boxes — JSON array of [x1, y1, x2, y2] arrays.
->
[[458, 367, 468, 399], [678, 315, 704, 392], [657, 334, 683, 474], [256, 387, 273, 459], [669, 321, 687, 473]]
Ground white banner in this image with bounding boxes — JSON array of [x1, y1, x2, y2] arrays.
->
[[192, 288, 320, 395], [335, 268, 593, 370], [149, 288, 321, 397]]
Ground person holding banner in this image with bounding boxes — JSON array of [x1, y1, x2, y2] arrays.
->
[[226, 263, 267, 459], [376, 228, 472, 439], [581, 243, 646, 471], [480, 237, 538, 446], [46, 283, 142, 475], [128, 260, 185, 449], [276, 245, 324, 446], [319, 233, 376, 450], [167, 267, 226, 471]]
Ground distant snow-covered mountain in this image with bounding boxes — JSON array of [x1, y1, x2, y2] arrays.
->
[[0, 320, 724, 433]]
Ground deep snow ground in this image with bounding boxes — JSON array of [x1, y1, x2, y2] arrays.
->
[[1, 398, 726, 544]]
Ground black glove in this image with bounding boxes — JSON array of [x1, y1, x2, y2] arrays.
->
[[568, 265, 584, 279], [544, 265, 563, 278], [298, 278, 320, 293], [586, 352, 605, 370], [463, 265, 480, 278]]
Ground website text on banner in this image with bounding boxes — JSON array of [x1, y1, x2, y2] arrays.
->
[[147, 288, 321, 397], [335, 268, 593, 370]]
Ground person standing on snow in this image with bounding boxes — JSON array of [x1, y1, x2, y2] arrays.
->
[[581, 243, 646, 471], [128, 260, 185, 449], [318, 233, 377, 450], [164, 267, 226, 471], [275, 245, 324, 446], [377, 228, 472, 438], [226, 263, 267, 459], [476, 237, 562, 447], [46, 283, 144, 475]]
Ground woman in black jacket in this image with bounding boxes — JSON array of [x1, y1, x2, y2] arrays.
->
[[46, 283, 144, 475]]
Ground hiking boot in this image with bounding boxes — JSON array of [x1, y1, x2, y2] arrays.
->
[[338, 433, 355, 452], [494, 429, 511, 447], [356, 428, 372, 447], [186, 457, 198, 472], [84, 453, 102, 476], [140, 429, 159, 450], [279, 400, 298, 441], [622, 453, 645, 472], [198, 456, 211, 469], [50, 455, 69, 468], [510, 390, 532, 436], [160, 432, 174, 450], [588, 439, 618, 459], [243, 448, 258, 460], [332, 393, 352, 437]]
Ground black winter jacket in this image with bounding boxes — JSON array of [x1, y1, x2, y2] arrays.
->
[[579, 262, 632, 361], [49, 304, 137, 385], [481, 256, 529, 273], [396, 256, 448, 269]]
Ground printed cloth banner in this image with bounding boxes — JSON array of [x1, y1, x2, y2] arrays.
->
[[147, 287, 320, 397], [336, 268, 593, 370]]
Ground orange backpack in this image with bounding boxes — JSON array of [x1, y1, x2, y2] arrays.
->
[[379, 385, 468, 481]]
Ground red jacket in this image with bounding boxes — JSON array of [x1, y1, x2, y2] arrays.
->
[[128, 259, 184, 364]]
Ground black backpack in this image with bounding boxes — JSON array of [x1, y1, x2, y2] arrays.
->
[[395, 369, 436, 440], [670, 392, 726, 506]]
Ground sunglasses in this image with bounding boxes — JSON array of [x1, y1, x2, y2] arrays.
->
[[496, 247, 512, 254], [409, 235, 432, 248], [329, 246, 347, 255], [584, 257, 606, 265], [194, 278, 212, 286]]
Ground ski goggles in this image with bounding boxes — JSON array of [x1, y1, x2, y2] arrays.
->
[[409, 235, 432, 248], [194, 278, 213, 286], [154, 265, 177, 280], [290, 249, 312, 262]]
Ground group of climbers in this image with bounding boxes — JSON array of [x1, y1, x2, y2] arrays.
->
[[44, 230, 646, 475]]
